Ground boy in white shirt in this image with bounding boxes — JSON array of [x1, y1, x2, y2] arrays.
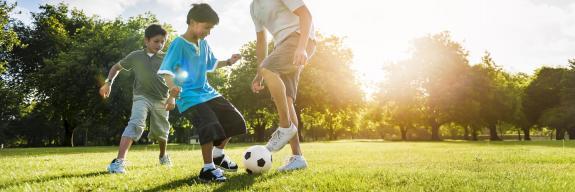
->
[[250, 0, 316, 172]]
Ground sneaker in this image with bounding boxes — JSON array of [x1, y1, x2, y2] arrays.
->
[[198, 168, 226, 183], [159, 155, 172, 167], [265, 123, 297, 152], [107, 159, 126, 174], [213, 154, 238, 172], [278, 156, 307, 172]]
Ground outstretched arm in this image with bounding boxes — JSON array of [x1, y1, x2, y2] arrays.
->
[[216, 54, 242, 68]]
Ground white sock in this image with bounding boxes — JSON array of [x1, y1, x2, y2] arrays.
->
[[279, 124, 296, 133], [212, 147, 224, 158], [203, 163, 216, 171]]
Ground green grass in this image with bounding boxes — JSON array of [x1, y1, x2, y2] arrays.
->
[[2, 140, 575, 191]]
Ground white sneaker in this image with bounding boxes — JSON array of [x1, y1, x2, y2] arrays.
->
[[159, 155, 172, 167], [266, 123, 297, 152], [107, 159, 126, 174], [278, 155, 307, 172]]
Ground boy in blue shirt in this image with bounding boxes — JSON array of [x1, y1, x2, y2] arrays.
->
[[158, 3, 245, 183]]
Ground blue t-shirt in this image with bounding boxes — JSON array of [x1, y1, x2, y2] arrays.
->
[[158, 36, 220, 113]]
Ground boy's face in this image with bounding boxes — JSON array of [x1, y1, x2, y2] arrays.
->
[[144, 35, 167, 53], [188, 20, 215, 39]]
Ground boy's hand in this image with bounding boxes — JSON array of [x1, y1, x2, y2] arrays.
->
[[251, 76, 265, 93], [229, 54, 241, 65], [99, 83, 111, 99], [169, 87, 181, 98], [165, 97, 176, 111], [293, 47, 308, 66]]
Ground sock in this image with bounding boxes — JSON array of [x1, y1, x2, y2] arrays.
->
[[212, 147, 224, 158], [279, 123, 296, 132], [203, 163, 216, 171]]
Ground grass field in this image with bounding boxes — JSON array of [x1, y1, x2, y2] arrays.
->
[[2, 140, 575, 191]]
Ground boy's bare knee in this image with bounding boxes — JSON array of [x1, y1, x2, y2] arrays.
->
[[261, 68, 279, 79]]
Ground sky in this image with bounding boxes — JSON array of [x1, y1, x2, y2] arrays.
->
[[9, 0, 575, 84]]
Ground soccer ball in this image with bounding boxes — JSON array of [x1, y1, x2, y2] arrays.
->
[[243, 145, 272, 174]]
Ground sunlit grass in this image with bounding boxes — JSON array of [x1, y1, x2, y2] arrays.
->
[[1, 141, 575, 191]]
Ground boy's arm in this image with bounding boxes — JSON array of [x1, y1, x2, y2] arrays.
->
[[99, 63, 124, 99], [251, 31, 268, 93], [215, 54, 242, 68], [292, 5, 313, 66]]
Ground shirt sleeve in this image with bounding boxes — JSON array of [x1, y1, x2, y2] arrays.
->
[[118, 51, 136, 70], [280, 0, 305, 12], [250, 3, 264, 32], [158, 40, 181, 77], [205, 41, 218, 72]]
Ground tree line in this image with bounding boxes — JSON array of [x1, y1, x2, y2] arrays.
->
[[0, 2, 572, 147]]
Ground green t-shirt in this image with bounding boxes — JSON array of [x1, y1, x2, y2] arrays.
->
[[119, 49, 169, 100]]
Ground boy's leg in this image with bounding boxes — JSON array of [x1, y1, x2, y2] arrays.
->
[[117, 136, 134, 160], [201, 142, 214, 164], [181, 102, 227, 182], [277, 96, 308, 172], [109, 96, 149, 173], [116, 95, 150, 159], [261, 68, 291, 128], [148, 98, 172, 166], [262, 68, 299, 152], [286, 97, 302, 156], [159, 140, 167, 158], [208, 97, 246, 172], [214, 137, 231, 149], [149, 99, 170, 158]]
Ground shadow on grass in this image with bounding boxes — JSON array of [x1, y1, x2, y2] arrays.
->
[[142, 170, 288, 191], [0, 171, 107, 189]]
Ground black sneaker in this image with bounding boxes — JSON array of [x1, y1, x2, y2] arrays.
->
[[198, 168, 226, 183], [213, 155, 238, 172]]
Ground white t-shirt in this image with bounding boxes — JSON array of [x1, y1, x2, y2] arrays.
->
[[250, 0, 315, 46]]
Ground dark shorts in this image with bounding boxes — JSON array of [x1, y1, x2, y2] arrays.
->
[[261, 32, 316, 101], [182, 97, 247, 145]]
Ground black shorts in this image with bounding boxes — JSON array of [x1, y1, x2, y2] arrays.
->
[[182, 97, 247, 145]]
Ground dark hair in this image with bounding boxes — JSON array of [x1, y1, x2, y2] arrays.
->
[[186, 3, 219, 25], [144, 24, 167, 39]]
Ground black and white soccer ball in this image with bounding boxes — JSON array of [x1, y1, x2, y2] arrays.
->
[[243, 145, 272, 174]]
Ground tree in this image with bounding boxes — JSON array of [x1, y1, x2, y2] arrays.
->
[[470, 52, 517, 141], [523, 67, 565, 139], [297, 34, 363, 140], [408, 31, 470, 140], [0, 0, 23, 146], [377, 60, 424, 141]]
